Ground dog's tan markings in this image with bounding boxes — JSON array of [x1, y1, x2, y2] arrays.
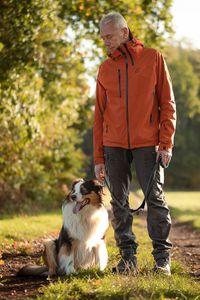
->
[[58, 244, 71, 266], [43, 240, 57, 275], [83, 191, 101, 207], [58, 244, 74, 274], [59, 244, 71, 257]]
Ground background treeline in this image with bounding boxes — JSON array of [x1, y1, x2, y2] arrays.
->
[[0, 0, 199, 213]]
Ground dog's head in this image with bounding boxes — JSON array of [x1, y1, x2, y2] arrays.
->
[[66, 179, 103, 214]]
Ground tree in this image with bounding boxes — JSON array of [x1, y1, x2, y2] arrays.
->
[[0, 0, 90, 212], [166, 47, 200, 189], [0, 0, 174, 212]]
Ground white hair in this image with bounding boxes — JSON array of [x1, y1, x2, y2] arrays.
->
[[100, 12, 128, 30]]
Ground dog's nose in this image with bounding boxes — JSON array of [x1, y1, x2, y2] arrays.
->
[[71, 194, 76, 201]]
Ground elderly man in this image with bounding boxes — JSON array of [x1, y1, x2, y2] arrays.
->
[[93, 12, 176, 276]]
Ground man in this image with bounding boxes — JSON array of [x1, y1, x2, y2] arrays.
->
[[93, 12, 176, 276]]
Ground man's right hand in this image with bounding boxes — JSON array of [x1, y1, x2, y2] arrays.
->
[[94, 164, 106, 183]]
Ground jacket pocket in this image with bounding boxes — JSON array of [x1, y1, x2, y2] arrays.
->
[[150, 91, 156, 126], [118, 68, 122, 98], [103, 123, 108, 135], [106, 124, 108, 133], [150, 113, 153, 126], [103, 92, 108, 113]]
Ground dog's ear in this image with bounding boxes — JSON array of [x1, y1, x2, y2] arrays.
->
[[81, 180, 104, 196], [64, 192, 71, 202], [93, 180, 103, 194]]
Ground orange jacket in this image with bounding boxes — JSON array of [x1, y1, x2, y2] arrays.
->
[[93, 37, 176, 165]]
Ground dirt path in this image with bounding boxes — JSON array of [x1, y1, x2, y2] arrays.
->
[[170, 219, 200, 280], [0, 217, 200, 299], [0, 238, 53, 300]]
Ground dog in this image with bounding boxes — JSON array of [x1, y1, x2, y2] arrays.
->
[[17, 179, 109, 276]]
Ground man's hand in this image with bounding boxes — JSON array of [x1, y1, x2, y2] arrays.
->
[[94, 163, 106, 183], [156, 149, 172, 168]]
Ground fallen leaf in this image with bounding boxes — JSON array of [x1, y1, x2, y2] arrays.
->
[[0, 259, 4, 265]]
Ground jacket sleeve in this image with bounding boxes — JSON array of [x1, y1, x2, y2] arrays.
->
[[93, 68, 107, 165], [156, 52, 176, 150]]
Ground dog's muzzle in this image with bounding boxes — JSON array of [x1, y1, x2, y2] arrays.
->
[[73, 198, 89, 214]]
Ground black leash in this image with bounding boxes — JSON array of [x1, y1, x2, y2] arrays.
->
[[104, 158, 161, 215]]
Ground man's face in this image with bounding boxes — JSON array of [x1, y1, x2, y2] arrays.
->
[[100, 23, 127, 55]]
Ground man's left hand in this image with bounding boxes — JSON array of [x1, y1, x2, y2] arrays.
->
[[156, 149, 172, 168]]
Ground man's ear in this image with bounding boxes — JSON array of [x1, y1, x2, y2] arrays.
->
[[122, 27, 129, 39]]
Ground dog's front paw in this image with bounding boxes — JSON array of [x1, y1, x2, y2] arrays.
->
[[41, 271, 57, 277]]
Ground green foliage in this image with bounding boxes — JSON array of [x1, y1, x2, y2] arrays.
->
[[166, 47, 200, 189], [59, 0, 173, 48], [0, 0, 174, 212], [0, 0, 90, 212]]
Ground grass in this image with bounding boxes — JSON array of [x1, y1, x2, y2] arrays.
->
[[1, 191, 200, 299], [37, 273, 200, 300], [35, 222, 200, 300], [0, 211, 62, 249], [135, 190, 200, 231], [165, 191, 200, 230]]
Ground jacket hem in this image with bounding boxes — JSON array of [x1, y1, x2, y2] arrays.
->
[[102, 141, 159, 149]]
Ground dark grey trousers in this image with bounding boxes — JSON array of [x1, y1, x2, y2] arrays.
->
[[104, 146, 172, 261]]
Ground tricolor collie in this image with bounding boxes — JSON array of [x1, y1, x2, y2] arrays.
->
[[18, 179, 109, 276]]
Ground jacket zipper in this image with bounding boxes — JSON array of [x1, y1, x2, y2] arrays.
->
[[118, 47, 131, 148], [125, 59, 131, 148], [118, 68, 122, 97], [124, 44, 134, 66]]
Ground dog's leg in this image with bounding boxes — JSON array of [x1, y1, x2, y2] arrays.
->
[[43, 239, 58, 275], [17, 239, 57, 277], [58, 244, 75, 275], [94, 240, 108, 271]]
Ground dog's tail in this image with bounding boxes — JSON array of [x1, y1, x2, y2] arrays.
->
[[17, 265, 48, 277]]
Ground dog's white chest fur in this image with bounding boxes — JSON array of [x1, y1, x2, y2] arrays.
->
[[62, 202, 108, 243], [60, 202, 109, 273]]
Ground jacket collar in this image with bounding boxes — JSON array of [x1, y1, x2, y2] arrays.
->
[[109, 29, 144, 60]]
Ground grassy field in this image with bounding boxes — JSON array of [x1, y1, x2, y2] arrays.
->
[[0, 191, 200, 299], [35, 222, 200, 300], [165, 191, 200, 230], [37, 190, 200, 299], [135, 190, 200, 231], [0, 211, 62, 251]]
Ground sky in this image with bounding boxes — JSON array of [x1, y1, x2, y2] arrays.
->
[[171, 0, 200, 49]]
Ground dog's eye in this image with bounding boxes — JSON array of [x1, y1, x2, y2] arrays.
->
[[81, 186, 88, 195]]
